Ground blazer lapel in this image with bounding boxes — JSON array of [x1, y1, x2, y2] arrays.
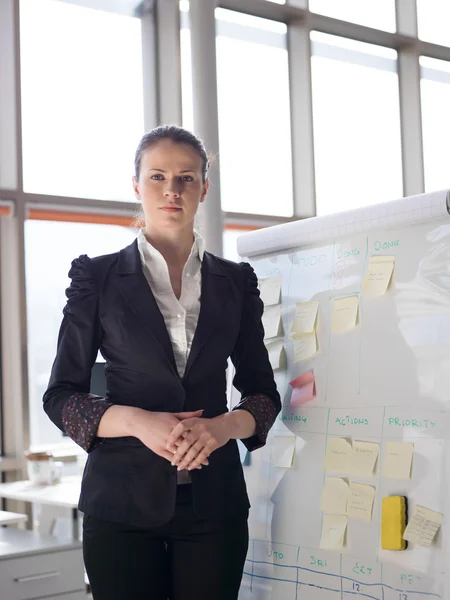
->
[[115, 240, 178, 375], [183, 252, 230, 381]]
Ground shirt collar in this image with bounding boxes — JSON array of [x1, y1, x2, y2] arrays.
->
[[137, 229, 205, 264]]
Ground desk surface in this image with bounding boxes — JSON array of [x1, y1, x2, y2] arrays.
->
[[0, 510, 28, 526], [0, 476, 81, 509], [0, 527, 80, 558]]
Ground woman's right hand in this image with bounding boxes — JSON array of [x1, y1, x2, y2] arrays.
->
[[134, 409, 206, 465]]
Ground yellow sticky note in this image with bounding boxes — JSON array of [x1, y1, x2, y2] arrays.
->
[[383, 442, 414, 479], [324, 438, 352, 471], [349, 441, 380, 476], [262, 304, 281, 339], [320, 515, 347, 550], [259, 275, 282, 306], [331, 296, 359, 333], [363, 256, 395, 296], [273, 436, 296, 468], [293, 333, 317, 363], [265, 339, 284, 370], [403, 505, 443, 547], [291, 301, 319, 334], [347, 482, 375, 521], [320, 478, 349, 514]]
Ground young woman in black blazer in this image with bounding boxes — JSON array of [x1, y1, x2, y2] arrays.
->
[[44, 126, 281, 600]]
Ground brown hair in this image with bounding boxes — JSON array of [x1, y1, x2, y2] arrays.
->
[[134, 125, 209, 184]]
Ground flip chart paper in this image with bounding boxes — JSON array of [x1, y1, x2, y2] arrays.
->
[[273, 436, 296, 468]]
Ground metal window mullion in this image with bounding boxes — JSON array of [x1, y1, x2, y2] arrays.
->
[[140, 5, 158, 131], [288, 16, 316, 218], [397, 44, 425, 196], [189, 0, 224, 256], [155, 0, 182, 125], [395, 0, 419, 37]]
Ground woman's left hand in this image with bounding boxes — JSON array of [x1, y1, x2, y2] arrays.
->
[[167, 415, 231, 471]]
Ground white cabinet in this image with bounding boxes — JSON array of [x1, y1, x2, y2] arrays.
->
[[0, 528, 85, 600]]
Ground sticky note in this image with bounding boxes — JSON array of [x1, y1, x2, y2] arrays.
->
[[320, 478, 348, 514], [347, 482, 375, 521], [349, 441, 380, 476], [293, 333, 317, 362], [403, 505, 443, 547], [262, 304, 281, 339], [331, 296, 359, 333], [259, 275, 282, 306], [289, 371, 316, 407], [273, 436, 296, 468], [383, 441, 414, 479], [381, 496, 407, 550], [265, 339, 284, 370], [320, 515, 347, 550], [363, 256, 395, 296], [324, 438, 352, 471], [291, 301, 319, 334]]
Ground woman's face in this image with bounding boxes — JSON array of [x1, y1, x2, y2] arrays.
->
[[133, 139, 208, 232]]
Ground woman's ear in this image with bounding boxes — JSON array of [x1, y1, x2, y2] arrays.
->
[[200, 179, 210, 203], [132, 176, 140, 201]]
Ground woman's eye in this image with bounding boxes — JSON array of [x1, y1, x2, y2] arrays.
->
[[181, 176, 193, 182], [151, 174, 164, 180]]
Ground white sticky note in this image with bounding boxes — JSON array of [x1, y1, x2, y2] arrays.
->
[[347, 482, 375, 521], [291, 301, 319, 334], [293, 333, 317, 363], [383, 441, 414, 479], [331, 296, 359, 333], [265, 339, 284, 370], [363, 256, 395, 296], [259, 275, 282, 306], [403, 505, 443, 547], [320, 478, 349, 514], [262, 304, 281, 339], [320, 515, 348, 550], [273, 436, 296, 468], [324, 438, 352, 472], [349, 441, 380, 476]]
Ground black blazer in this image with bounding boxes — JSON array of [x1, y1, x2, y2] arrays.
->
[[43, 240, 280, 528]]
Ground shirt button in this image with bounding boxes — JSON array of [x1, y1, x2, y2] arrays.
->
[[186, 273, 191, 277], [177, 313, 182, 318]]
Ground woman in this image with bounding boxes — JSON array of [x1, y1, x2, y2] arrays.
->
[[43, 125, 281, 600]]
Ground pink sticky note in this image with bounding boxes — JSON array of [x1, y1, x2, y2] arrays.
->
[[289, 371, 316, 407]]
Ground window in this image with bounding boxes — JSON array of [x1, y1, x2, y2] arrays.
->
[[181, 7, 293, 217], [417, 0, 450, 48], [309, 0, 395, 32], [420, 57, 450, 193], [311, 32, 403, 215], [223, 228, 245, 263], [25, 220, 137, 448], [20, 0, 144, 202]]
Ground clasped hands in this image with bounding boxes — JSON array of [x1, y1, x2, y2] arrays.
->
[[136, 409, 231, 472]]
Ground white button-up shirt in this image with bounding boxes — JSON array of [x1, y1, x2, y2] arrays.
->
[[137, 229, 205, 378]]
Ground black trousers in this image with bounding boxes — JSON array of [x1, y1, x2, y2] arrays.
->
[[83, 485, 249, 600]]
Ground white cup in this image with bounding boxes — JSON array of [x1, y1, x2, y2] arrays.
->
[[25, 452, 63, 486]]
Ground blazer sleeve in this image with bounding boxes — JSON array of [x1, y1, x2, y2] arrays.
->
[[231, 262, 281, 451], [43, 255, 113, 452]]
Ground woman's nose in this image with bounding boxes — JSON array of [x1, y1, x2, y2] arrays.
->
[[164, 183, 181, 198]]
